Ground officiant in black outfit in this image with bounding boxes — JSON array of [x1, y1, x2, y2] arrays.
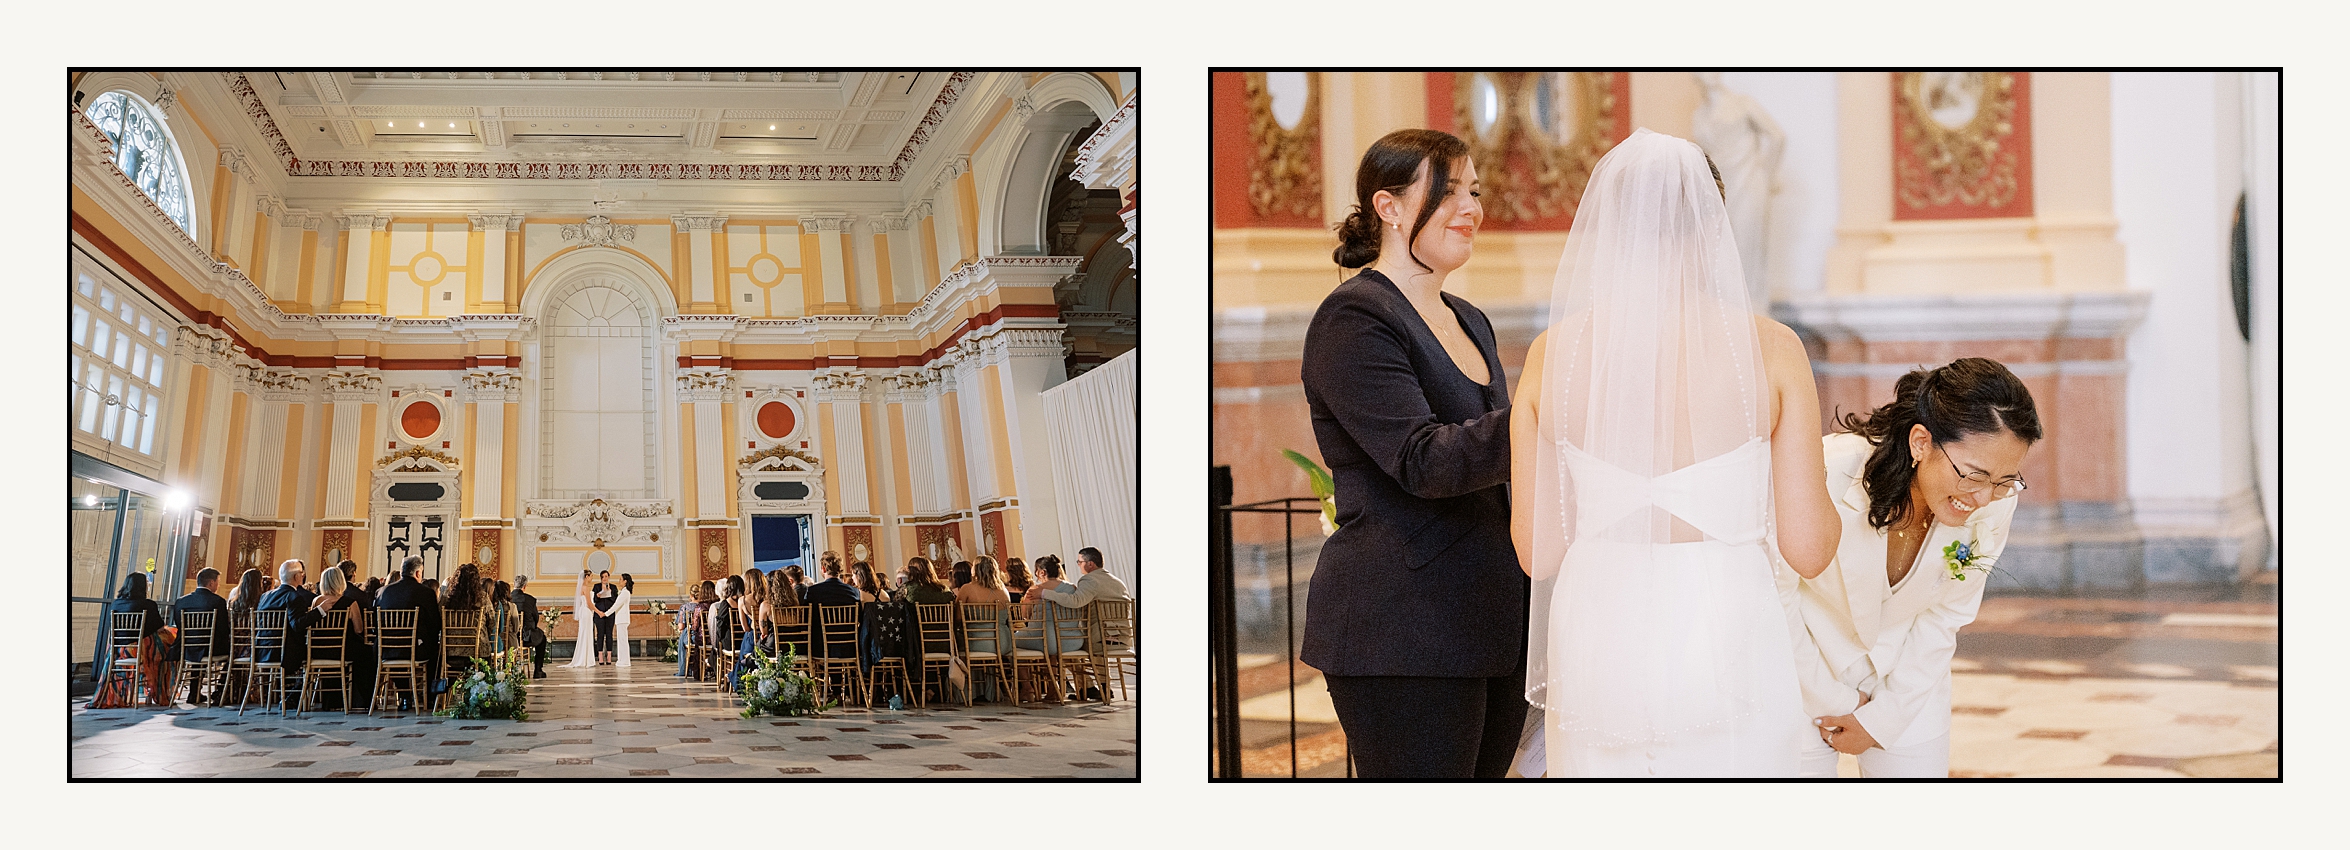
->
[[591, 570, 618, 665], [1298, 129, 1527, 779]]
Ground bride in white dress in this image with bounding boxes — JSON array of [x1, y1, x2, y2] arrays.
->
[[1509, 129, 1841, 777], [612, 574, 633, 667], [563, 570, 595, 669]]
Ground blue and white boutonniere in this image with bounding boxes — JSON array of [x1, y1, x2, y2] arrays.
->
[[1942, 536, 1995, 581]]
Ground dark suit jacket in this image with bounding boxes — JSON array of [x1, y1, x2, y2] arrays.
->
[[1297, 269, 1528, 678], [375, 578, 443, 664], [513, 590, 543, 644], [591, 583, 618, 621], [804, 579, 862, 659], [172, 588, 231, 660], [256, 585, 318, 668]]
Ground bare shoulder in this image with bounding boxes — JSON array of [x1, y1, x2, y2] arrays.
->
[[1751, 314, 1806, 361]]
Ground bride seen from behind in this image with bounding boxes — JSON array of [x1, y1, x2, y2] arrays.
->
[[563, 569, 594, 669], [1508, 128, 1840, 777]]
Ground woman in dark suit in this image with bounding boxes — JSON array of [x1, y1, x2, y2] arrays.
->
[[1299, 128, 1526, 778]]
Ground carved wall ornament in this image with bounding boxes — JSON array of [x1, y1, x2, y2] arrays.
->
[[1454, 72, 1617, 225], [378, 444, 461, 469], [461, 369, 522, 402], [740, 444, 822, 472], [322, 369, 383, 400], [560, 214, 638, 247], [1893, 71, 2025, 214], [1243, 72, 1322, 222], [675, 368, 736, 402]]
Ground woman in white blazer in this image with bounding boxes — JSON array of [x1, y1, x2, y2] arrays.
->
[[1788, 358, 2041, 778]]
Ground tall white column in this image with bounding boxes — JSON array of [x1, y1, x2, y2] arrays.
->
[[242, 371, 296, 519], [814, 370, 871, 515], [320, 370, 381, 520], [462, 370, 519, 523], [985, 326, 1073, 563], [677, 369, 735, 519], [941, 340, 999, 505]]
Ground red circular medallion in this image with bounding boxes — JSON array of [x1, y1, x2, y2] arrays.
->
[[757, 401, 795, 439], [401, 400, 441, 439]]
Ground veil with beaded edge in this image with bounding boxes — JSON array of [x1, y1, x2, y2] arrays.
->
[[1523, 129, 1799, 772]]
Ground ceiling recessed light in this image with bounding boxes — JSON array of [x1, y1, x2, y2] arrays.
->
[[770, 125, 777, 130], [448, 122, 455, 128], [387, 122, 394, 127], [418, 122, 425, 128]]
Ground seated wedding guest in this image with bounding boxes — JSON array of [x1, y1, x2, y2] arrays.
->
[[766, 575, 807, 659], [950, 561, 973, 591], [806, 553, 862, 607], [172, 567, 231, 705], [260, 573, 277, 594], [713, 576, 745, 687], [853, 560, 892, 603], [513, 575, 546, 678], [376, 557, 443, 710], [488, 580, 519, 657], [782, 564, 809, 606], [257, 559, 319, 710], [1003, 557, 1033, 598], [674, 582, 707, 678], [742, 568, 772, 651], [440, 564, 486, 673], [307, 564, 375, 710], [229, 568, 264, 613], [1018, 555, 1066, 618], [902, 557, 956, 605], [957, 557, 1013, 606], [1031, 548, 1129, 701], [94, 571, 174, 708]]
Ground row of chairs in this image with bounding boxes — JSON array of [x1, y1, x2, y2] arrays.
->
[[682, 599, 1137, 710], [119, 608, 500, 718]]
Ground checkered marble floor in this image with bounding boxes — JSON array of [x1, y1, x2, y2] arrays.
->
[[70, 664, 1137, 779]]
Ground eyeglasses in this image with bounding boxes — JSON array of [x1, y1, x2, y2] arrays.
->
[[1936, 441, 2026, 500]]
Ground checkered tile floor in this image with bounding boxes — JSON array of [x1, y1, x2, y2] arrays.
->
[[70, 664, 1137, 779]]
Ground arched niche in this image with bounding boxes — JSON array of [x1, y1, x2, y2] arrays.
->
[[524, 257, 671, 500], [980, 73, 1117, 256]]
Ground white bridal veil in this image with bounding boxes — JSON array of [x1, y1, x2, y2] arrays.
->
[[1524, 129, 1780, 752]]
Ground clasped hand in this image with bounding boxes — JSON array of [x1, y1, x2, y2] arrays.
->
[[1813, 692, 1877, 755]]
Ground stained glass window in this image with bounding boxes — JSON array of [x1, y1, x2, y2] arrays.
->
[[84, 91, 194, 235]]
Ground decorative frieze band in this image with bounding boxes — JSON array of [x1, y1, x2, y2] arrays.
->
[[321, 369, 383, 402], [461, 369, 523, 403], [560, 214, 637, 247], [676, 368, 736, 402]]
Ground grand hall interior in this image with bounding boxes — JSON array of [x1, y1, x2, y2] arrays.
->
[[68, 69, 1140, 779], [1210, 71, 2277, 779]]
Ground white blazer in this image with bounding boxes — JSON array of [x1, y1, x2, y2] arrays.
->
[[1784, 432, 2018, 750]]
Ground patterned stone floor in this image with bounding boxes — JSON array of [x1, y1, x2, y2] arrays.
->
[[1224, 589, 2277, 778], [71, 663, 1137, 779]]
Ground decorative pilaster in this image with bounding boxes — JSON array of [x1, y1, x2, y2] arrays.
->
[[467, 213, 520, 309], [677, 368, 736, 522], [812, 369, 873, 516], [461, 369, 521, 529], [335, 212, 391, 312], [981, 325, 1075, 559], [319, 369, 382, 522], [802, 214, 853, 313], [674, 213, 726, 312]]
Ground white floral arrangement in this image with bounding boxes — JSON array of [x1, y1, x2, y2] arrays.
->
[[439, 647, 529, 720], [736, 644, 831, 719]]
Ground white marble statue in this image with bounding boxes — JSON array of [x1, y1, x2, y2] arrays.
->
[[1690, 73, 1786, 307]]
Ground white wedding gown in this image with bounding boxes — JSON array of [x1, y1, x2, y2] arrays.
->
[[1522, 129, 1805, 777], [613, 589, 632, 667], [563, 580, 594, 668]]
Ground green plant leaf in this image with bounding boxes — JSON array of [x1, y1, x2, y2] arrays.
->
[[1281, 449, 1336, 501]]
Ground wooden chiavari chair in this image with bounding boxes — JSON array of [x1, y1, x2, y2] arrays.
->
[[439, 610, 484, 712], [370, 609, 429, 717], [173, 609, 224, 707], [222, 609, 256, 711], [715, 606, 744, 698], [771, 604, 814, 680], [911, 602, 958, 707], [958, 602, 1014, 706], [812, 603, 866, 707], [99, 611, 149, 709], [1091, 599, 1137, 703], [296, 610, 351, 717], [1006, 603, 1055, 706], [1047, 602, 1102, 702], [242, 610, 292, 716], [865, 601, 913, 708]]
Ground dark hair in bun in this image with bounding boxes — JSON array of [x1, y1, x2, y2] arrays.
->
[[1836, 357, 2042, 530], [1333, 128, 1469, 271]]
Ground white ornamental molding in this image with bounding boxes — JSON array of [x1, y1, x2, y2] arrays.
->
[[1072, 91, 1138, 196], [671, 213, 725, 232], [800, 214, 849, 234], [174, 324, 236, 368], [322, 369, 383, 402], [561, 215, 637, 247], [258, 369, 312, 402], [466, 213, 521, 232], [809, 369, 870, 401], [461, 369, 523, 403], [343, 213, 392, 232], [524, 497, 675, 546], [676, 368, 736, 402], [986, 326, 1072, 360], [908, 199, 935, 221], [876, 213, 911, 232]]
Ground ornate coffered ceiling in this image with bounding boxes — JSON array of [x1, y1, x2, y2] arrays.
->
[[228, 70, 969, 182]]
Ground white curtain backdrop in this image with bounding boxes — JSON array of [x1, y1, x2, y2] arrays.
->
[[1040, 349, 1137, 594]]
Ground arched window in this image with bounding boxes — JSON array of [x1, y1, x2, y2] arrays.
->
[[84, 91, 194, 235]]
